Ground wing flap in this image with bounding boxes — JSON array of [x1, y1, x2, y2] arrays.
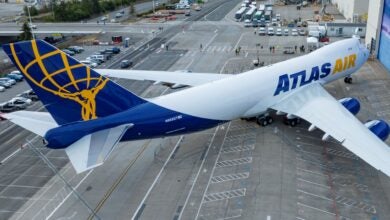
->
[[96, 69, 229, 86], [272, 83, 390, 176], [65, 123, 133, 173]]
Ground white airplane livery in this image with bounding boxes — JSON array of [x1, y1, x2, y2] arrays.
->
[[2, 38, 390, 176]]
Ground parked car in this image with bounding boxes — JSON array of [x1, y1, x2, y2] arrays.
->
[[10, 70, 21, 75], [0, 102, 17, 112], [258, 27, 266, 35], [284, 29, 289, 36], [105, 47, 121, 54], [100, 16, 108, 21], [10, 97, 32, 105], [291, 28, 298, 36], [244, 19, 252, 27], [271, 18, 278, 26], [0, 86, 4, 92], [6, 99, 28, 110], [0, 81, 11, 88], [120, 60, 133, 68], [267, 27, 274, 36], [80, 60, 98, 68], [0, 78, 15, 85], [6, 73, 23, 81], [18, 89, 39, 101], [62, 49, 75, 56], [86, 57, 103, 65], [299, 29, 306, 36], [115, 12, 123, 18], [68, 46, 84, 53], [276, 28, 282, 36], [87, 55, 105, 63]]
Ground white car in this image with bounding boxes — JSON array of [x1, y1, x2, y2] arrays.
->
[[81, 60, 98, 68], [267, 27, 274, 35], [284, 29, 289, 36], [244, 19, 252, 27], [0, 78, 15, 85], [0, 86, 4, 92], [291, 28, 298, 36], [258, 27, 266, 35], [11, 97, 32, 105], [276, 28, 282, 36]]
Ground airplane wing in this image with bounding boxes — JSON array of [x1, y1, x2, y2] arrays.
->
[[271, 83, 390, 176], [96, 69, 230, 86], [65, 123, 133, 173]]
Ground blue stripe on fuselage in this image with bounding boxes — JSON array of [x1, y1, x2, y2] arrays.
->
[[45, 101, 224, 149]]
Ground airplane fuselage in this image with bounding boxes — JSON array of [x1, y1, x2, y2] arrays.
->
[[44, 38, 369, 148]]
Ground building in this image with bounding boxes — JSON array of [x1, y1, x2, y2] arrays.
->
[[325, 22, 366, 37], [365, 0, 390, 72], [331, 0, 369, 22]]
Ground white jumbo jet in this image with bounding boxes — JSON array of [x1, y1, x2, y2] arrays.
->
[[2, 38, 390, 175]]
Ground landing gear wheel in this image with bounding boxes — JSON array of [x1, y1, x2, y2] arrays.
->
[[256, 117, 268, 127], [266, 116, 273, 124], [344, 77, 352, 84], [289, 119, 297, 127]]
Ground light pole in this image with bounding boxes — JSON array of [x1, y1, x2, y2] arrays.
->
[[24, 0, 37, 40], [152, 0, 155, 14]]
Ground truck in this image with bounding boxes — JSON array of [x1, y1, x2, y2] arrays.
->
[[253, 11, 263, 22], [235, 7, 247, 21], [264, 10, 272, 21], [244, 6, 257, 21]]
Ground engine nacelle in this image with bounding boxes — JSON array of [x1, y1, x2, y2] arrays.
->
[[339, 97, 360, 115], [365, 120, 390, 141]]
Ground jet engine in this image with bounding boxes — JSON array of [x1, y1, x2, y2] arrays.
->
[[365, 120, 390, 141], [339, 97, 360, 115]]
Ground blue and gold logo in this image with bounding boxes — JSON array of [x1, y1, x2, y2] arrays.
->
[[10, 40, 108, 121]]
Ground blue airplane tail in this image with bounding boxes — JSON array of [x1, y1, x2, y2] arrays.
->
[[2, 40, 146, 125]]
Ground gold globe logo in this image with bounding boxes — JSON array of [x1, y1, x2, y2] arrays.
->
[[10, 40, 108, 121]]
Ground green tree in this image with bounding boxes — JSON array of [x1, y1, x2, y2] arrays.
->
[[19, 21, 33, 41], [130, 3, 135, 14]]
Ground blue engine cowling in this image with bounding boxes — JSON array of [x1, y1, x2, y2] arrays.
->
[[365, 120, 390, 141], [339, 97, 360, 115]]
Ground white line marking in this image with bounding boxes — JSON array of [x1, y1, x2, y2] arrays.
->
[[131, 136, 184, 220], [267, 215, 271, 220], [297, 202, 336, 216], [297, 189, 332, 201], [178, 127, 219, 219], [45, 169, 93, 220], [297, 178, 330, 189], [194, 122, 231, 220], [1, 148, 21, 164]]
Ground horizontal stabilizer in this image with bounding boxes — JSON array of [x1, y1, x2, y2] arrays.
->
[[65, 123, 133, 173], [2, 111, 57, 136]]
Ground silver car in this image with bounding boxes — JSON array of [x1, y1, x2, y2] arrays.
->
[[0, 78, 15, 85], [0, 86, 4, 92]]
